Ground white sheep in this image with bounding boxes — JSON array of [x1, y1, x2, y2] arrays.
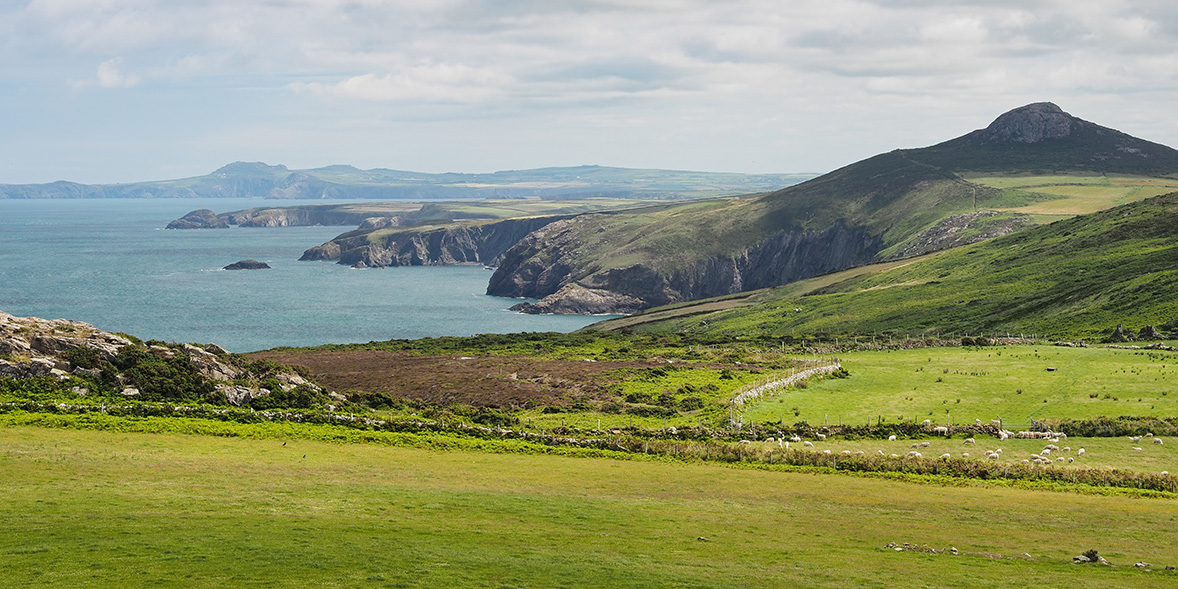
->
[[841, 450, 852, 455], [1161, 471, 1169, 476], [907, 451, 922, 458], [975, 419, 982, 425], [940, 453, 951, 459], [817, 433, 827, 440], [1055, 457, 1065, 463], [1130, 436, 1142, 443], [961, 452, 970, 458], [739, 440, 751, 445], [921, 419, 931, 426], [1040, 449, 1051, 456], [888, 435, 897, 441], [1146, 432, 1154, 437], [854, 450, 865, 456], [1063, 446, 1071, 452], [1154, 438, 1164, 445], [1067, 457, 1074, 464], [911, 443, 920, 448], [890, 453, 900, 458], [824, 449, 831, 455], [920, 441, 931, 448], [803, 441, 815, 448], [877, 450, 885, 455], [999, 431, 1010, 441], [1133, 447, 1143, 451], [766, 437, 776, 443], [963, 438, 975, 445], [790, 435, 802, 443], [1077, 448, 1085, 456]]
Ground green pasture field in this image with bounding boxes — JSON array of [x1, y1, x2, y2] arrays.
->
[[744, 345, 1178, 427], [3, 425, 1177, 587], [965, 174, 1178, 216]]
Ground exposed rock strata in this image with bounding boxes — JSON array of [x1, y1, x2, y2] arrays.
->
[[887, 211, 1033, 259], [300, 215, 571, 268], [490, 219, 883, 314]]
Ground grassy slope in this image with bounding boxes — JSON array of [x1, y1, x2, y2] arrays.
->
[[3, 425, 1177, 587], [598, 192, 1178, 339]]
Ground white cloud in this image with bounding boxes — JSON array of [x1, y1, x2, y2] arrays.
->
[[293, 63, 515, 102]]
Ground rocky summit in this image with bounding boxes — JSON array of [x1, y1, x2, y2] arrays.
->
[[972, 102, 1077, 144]]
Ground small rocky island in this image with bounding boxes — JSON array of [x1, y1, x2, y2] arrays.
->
[[223, 259, 271, 270]]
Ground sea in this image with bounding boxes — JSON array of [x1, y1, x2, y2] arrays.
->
[[0, 198, 614, 352]]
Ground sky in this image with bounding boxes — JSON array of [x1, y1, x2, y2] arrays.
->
[[3, 0, 1178, 184]]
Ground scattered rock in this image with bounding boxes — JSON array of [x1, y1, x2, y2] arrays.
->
[[1138, 325, 1163, 340], [1105, 323, 1129, 343], [120, 387, 140, 396], [223, 259, 271, 270]]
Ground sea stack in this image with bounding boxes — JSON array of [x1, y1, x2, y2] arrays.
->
[[224, 260, 271, 270]]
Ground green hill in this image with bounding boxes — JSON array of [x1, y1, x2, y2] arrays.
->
[[588, 192, 1178, 339], [487, 103, 1178, 314]]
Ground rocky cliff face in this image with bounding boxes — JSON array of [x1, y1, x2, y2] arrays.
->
[[300, 215, 570, 268], [489, 220, 883, 314]]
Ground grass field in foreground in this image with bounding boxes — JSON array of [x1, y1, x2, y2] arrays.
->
[[2, 426, 1177, 587], [745, 345, 1178, 427]]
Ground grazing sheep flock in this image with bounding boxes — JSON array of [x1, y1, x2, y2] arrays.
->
[[737, 426, 1169, 476]]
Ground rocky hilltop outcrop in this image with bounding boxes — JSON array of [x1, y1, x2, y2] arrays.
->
[[971, 102, 1077, 144], [300, 215, 572, 268], [0, 311, 321, 406]]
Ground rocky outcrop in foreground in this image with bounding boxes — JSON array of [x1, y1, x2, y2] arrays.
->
[[0, 311, 319, 406]]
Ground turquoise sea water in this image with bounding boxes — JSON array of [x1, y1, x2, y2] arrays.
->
[[0, 198, 613, 352]]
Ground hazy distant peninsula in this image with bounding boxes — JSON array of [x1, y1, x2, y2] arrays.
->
[[1, 162, 815, 201]]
